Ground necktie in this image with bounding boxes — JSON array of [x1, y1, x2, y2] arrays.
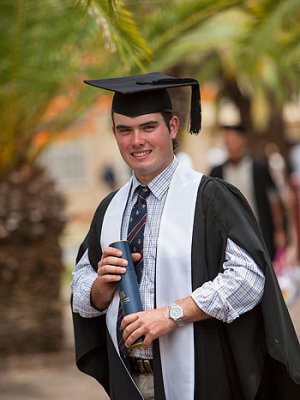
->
[[127, 185, 150, 283], [117, 185, 150, 355]]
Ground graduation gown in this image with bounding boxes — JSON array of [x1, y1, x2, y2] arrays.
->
[[72, 175, 300, 400]]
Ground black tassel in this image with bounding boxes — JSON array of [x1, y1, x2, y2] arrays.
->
[[190, 83, 201, 135]]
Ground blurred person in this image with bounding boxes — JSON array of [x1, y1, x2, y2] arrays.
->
[[265, 143, 298, 267], [102, 164, 117, 191], [265, 143, 300, 308], [290, 141, 300, 177], [265, 143, 287, 193], [210, 125, 287, 261], [289, 141, 300, 259], [71, 73, 300, 400]]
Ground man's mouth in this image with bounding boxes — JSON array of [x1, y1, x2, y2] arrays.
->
[[131, 150, 151, 157]]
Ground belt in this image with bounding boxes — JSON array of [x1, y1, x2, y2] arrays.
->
[[128, 357, 154, 374]]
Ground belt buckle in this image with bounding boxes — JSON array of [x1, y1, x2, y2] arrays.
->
[[144, 359, 152, 373], [130, 358, 153, 374], [137, 359, 145, 374]]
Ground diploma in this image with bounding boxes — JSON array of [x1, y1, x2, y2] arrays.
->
[[110, 240, 144, 349]]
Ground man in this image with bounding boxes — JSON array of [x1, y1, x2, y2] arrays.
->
[[71, 72, 300, 400], [210, 124, 286, 260]]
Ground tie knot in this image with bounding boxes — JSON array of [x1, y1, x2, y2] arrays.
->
[[137, 185, 150, 201]]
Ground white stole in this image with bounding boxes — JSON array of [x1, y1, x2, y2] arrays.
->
[[101, 163, 203, 400]]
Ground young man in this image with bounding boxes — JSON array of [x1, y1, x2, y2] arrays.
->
[[210, 125, 287, 261], [71, 72, 300, 400]]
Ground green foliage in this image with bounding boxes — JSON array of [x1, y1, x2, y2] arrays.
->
[[130, 0, 300, 131], [1, 0, 300, 176], [0, 1, 98, 176], [0, 0, 151, 178], [80, 0, 152, 70]]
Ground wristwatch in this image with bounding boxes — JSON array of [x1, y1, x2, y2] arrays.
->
[[168, 303, 185, 327]]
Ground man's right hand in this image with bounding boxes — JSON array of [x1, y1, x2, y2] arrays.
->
[[91, 246, 141, 310]]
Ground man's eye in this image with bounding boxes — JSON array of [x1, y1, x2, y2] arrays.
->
[[144, 125, 155, 131], [119, 128, 130, 134]]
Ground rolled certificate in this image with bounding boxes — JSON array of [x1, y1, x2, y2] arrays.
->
[[110, 240, 144, 349]]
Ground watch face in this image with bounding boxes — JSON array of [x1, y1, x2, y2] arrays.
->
[[169, 304, 185, 326], [171, 306, 182, 319]]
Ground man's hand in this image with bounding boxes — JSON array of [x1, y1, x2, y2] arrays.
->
[[121, 307, 177, 349], [91, 246, 141, 310], [120, 296, 211, 348]]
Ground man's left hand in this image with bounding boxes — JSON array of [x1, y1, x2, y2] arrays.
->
[[120, 308, 176, 349]]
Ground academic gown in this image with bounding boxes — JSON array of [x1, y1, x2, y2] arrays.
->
[[71, 176, 300, 400]]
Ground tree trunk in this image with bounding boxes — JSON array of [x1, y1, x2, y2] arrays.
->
[[0, 166, 65, 356]]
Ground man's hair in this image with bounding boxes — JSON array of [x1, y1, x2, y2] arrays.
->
[[221, 124, 248, 137], [161, 111, 178, 150]]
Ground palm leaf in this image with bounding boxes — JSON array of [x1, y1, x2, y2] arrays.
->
[[80, 0, 152, 70], [0, 0, 119, 176]]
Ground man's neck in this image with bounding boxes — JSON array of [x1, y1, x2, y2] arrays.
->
[[228, 154, 249, 167]]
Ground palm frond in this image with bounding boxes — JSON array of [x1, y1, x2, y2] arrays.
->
[[0, 0, 118, 175], [80, 0, 152, 70]]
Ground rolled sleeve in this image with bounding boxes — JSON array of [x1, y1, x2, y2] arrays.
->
[[191, 238, 265, 323], [71, 249, 105, 318]]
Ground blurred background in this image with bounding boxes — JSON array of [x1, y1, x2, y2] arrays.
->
[[1, 1, 300, 399]]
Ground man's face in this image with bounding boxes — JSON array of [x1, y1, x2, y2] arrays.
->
[[223, 130, 247, 163], [112, 112, 179, 184]]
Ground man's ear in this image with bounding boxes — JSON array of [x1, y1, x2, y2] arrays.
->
[[111, 113, 116, 136], [170, 115, 179, 139]]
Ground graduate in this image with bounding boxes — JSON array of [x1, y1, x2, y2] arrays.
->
[[71, 72, 300, 400], [210, 124, 286, 261]]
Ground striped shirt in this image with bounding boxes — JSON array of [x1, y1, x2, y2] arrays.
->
[[72, 157, 265, 359]]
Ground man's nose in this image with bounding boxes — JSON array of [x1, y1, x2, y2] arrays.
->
[[132, 130, 145, 145]]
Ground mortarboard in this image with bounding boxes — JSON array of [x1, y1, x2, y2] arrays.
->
[[84, 72, 201, 134]]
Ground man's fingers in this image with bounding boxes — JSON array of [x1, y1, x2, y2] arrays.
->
[[101, 255, 127, 267], [121, 313, 139, 331], [97, 252, 128, 276], [125, 328, 145, 348], [102, 246, 123, 258], [121, 316, 144, 347], [96, 251, 127, 284], [131, 252, 142, 262]]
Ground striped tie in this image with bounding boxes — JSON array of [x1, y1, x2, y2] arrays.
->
[[127, 185, 150, 283], [117, 304, 128, 356], [118, 185, 150, 355]]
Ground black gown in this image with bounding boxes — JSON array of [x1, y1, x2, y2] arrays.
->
[[72, 176, 300, 399]]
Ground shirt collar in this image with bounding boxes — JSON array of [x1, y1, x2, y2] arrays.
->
[[131, 157, 179, 201]]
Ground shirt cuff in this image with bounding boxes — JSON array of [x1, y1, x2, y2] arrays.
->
[[72, 275, 106, 318], [191, 284, 239, 323]]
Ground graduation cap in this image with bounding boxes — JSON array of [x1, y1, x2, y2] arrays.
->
[[84, 72, 201, 134]]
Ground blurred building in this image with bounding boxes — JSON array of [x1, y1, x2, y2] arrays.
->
[[39, 97, 129, 266]]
